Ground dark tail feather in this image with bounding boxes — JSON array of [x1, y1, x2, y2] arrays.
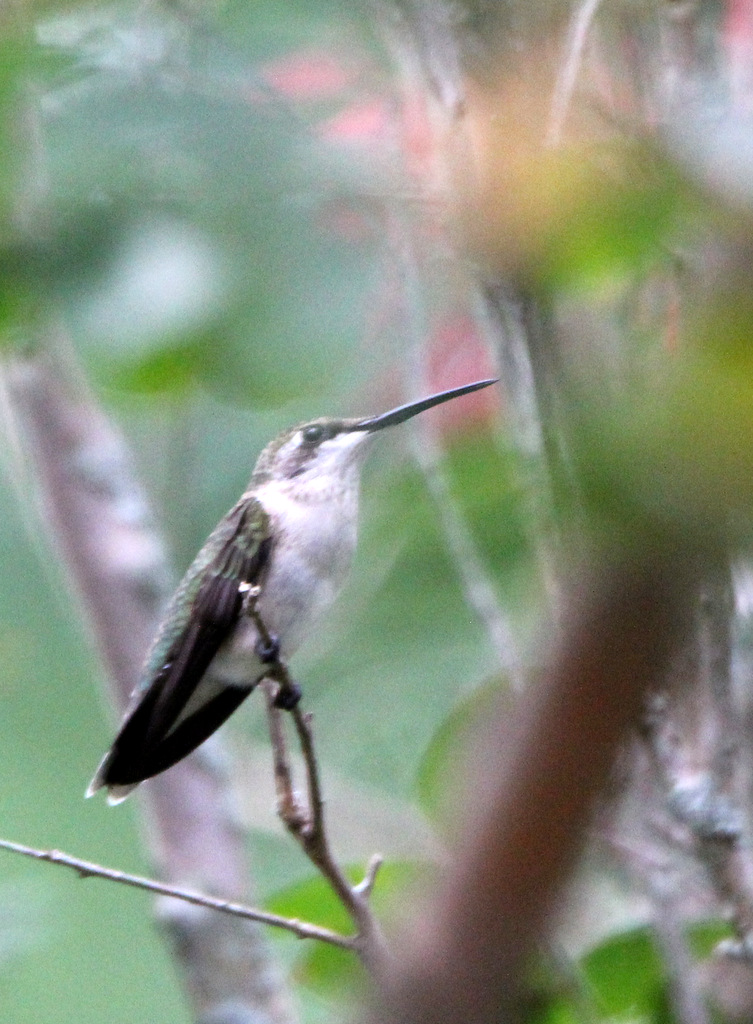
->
[[86, 685, 253, 798]]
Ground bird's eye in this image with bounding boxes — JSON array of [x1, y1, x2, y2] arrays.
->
[[301, 424, 325, 446]]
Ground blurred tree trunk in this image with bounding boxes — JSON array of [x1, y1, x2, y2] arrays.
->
[[6, 338, 297, 1024]]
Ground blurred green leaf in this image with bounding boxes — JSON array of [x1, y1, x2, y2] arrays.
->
[[687, 919, 734, 958], [266, 868, 361, 996], [107, 341, 200, 394], [520, 921, 735, 1024], [266, 859, 428, 932], [266, 860, 429, 997], [521, 969, 588, 1024], [539, 146, 690, 294], [266, 869, 354, 935], [0, 204, 129, 280], [522, 1001, 582, 1024], [581, 927, 670, 1021], [575, 336, 753, 545]]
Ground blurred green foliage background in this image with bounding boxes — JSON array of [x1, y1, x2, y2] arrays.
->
[[0, 2, 518, 1021], [3, 0, 753, 1022]]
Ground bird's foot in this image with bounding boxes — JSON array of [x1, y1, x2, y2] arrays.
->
[[274, 680, 302, 711], [255, 633, 281, 664]]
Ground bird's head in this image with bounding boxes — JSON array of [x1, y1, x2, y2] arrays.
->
[[250, 377, 498, 488]]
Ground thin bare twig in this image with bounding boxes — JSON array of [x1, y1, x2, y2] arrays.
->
[[285, 698, 391, 978], [0, 836, 355, 950], [244, 590, 392, 979], [0, 576, 397, 971], [477, 284, 564, 624], [547, 0, 604, 147], [262, 679, 308, 829], [384, 212, 522, 687]]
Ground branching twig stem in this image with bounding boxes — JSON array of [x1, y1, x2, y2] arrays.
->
[[245, 590, 392, 979], [0, 836, 355, 950], [262, 678, 307, 828]]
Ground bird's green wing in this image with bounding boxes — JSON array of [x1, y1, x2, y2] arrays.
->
[[91, 496, 272, 792]]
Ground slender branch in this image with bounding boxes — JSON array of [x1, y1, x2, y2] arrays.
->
[[0, 572, 399, 971], [244, 589, 392, 980], [283, 697, 392, 979], [546, 0, 604, 147], [356, 855, 385, 899], [384, 212, 523, 686], [406, 393, 522, 688], [0, 836, 355, 950], [261, 678, 308, 829], [476, 284, 564, 623], [290, 706, 326, 845]]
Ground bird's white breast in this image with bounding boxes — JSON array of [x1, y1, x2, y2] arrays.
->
[[211, 475, 359, 685], [258, 478, 359, 649]]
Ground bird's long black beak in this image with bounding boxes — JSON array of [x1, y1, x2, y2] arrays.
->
[[352, 378, 498, 433]]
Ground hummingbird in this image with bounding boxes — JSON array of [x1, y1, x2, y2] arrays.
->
[[87, 377, 497, 802]]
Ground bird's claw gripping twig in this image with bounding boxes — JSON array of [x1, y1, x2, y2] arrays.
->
[[273, 680, 302, 710], [255, 633, 281, 664]]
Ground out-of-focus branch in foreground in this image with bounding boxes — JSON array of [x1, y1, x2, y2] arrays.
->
[[367, 547, 698, 1024]]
